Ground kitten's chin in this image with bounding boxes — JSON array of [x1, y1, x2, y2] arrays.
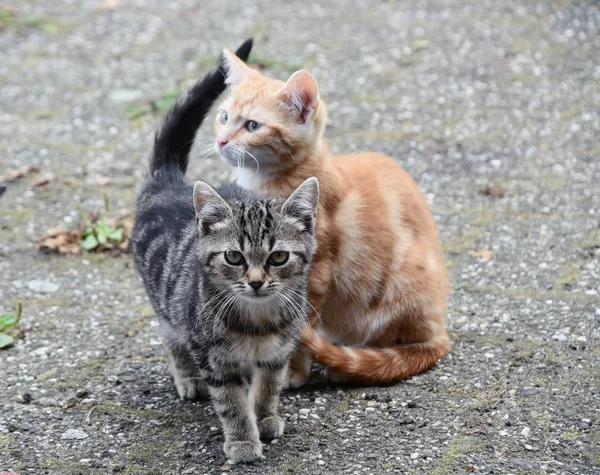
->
[[237, 293, 279, 316], [240, 293, 276, 304]]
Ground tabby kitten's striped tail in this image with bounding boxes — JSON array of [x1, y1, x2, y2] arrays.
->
[[302, 326, 450, 384], [150, 39, 253, 178]]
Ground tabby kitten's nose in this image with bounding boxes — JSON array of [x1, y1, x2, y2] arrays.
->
[[217, 138, 228, 148], [249, 281, 264, 291]]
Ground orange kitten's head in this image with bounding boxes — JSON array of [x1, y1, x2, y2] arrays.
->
[[214, 49, 327, 177]]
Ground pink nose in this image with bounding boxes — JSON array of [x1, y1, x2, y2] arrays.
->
[[217, 139, 228, 149]]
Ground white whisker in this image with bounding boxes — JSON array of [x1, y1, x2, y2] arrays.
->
[[244, 149, 261, 176]]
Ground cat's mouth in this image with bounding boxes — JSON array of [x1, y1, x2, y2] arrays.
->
[[218, 148, 239, 168], [217, 144, 268, 171]]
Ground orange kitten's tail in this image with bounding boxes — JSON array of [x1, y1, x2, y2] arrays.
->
[[302, 326, 450, 384]]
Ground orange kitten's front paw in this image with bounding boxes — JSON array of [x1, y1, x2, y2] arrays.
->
[[287, 368, 310, 388], [285, 347, 311, 389]]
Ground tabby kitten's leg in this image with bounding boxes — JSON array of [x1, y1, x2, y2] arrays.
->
[[165, 343, 205, 400], [207, 371, 262, 463], [250, 366, 287, 440]]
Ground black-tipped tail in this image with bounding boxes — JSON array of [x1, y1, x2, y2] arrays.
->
[[150, 39, 253, 178]]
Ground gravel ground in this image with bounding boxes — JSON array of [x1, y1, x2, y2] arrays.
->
[[1, 0, 599, 474]]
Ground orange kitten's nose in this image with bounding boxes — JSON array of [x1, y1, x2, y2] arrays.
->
[[217, 139, 228, 149]]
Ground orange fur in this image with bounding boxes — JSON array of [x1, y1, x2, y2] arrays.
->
[[214, 50, 449, 386]]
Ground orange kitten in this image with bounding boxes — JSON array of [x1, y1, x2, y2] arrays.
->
[[213, 48, 450, 387]]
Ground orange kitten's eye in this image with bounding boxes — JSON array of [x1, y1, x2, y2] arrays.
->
[[219, 111, 228, 124], [246, 120, 261, 132]]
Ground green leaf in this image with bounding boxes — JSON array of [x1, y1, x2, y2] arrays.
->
[[107, 228, 123, 242], [412, 39, 432, 51], [97, 230, 108, 245], [82, 234, 99, 250], [0, 303, 22, 332], [96, 222, 111, 244], [0, 312, 17, 332], [0, 332, 14, 349], [96, 221, 110, 233]]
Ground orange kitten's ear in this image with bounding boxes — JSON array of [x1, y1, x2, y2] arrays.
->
[[278, 70, 319, 124], [222, 48, 252, 86]]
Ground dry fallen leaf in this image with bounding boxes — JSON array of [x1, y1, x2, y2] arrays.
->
[[1, 165, 40, 182], [36, 228, 81, 254], [480, 184, 506, 198], [97, 0, 121, 11], [468, 249, 494, 260], [33, 173, 54, 190]]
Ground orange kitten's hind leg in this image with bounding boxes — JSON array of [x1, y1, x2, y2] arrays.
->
[[285, 346, 312, 388]]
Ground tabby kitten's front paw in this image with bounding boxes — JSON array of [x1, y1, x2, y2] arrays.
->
[[258, 415, 284, 440], [173, 375, 204, 400], [224, 440, 263, 464]]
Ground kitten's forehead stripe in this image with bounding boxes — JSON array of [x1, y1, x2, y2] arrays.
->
[[235, 200, 276, 251]]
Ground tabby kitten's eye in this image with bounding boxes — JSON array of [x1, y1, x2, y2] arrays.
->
[[268, 251, 289, 266], [219, 111, 228, 124], [224, 250, 244, 266], [246, 120, 261, 132]]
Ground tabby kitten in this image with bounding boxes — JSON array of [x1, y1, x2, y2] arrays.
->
[[212, 47, 450, 388], [132, 41, 319, 463]]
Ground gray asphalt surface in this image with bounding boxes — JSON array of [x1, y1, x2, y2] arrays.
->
[[0, 0, 598, 474]]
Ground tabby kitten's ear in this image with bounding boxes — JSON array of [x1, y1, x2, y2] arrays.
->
[[222, 48, 254, 86], [278, 70, 319, 124], [193, 181, 232, 235], [282, 177, 320, 234]]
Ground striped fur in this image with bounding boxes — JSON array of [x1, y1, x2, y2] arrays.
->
[[131, 41, 319, 464], [213, 49, 450, 387]]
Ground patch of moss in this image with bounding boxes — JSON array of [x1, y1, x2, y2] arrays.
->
[[133, 304, 155, 318], [0, 9, 69, 34], [511, 38, 532, 54], [442, 208, 492, 256], [431, 436, 482, 475], [554, 262, 582, 289], [126, 86, 180, 122], [37, 368, 58, 381], [63, 358, 107, 385], [41, 458, 105, 474], [560, 425, 582, 442], [335, 400, 349, 413], [0, 433, 10, 447], [1, 207, 35, 225]]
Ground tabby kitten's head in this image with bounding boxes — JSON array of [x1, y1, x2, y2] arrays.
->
[[193, 177, 319, 313], [214, 49, 327, 175]]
